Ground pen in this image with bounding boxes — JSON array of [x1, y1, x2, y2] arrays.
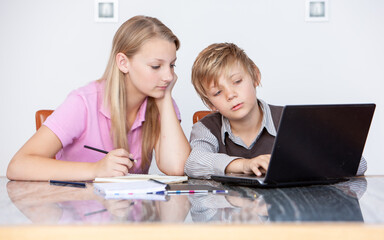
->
[[147, 190, 208, 195], [83, 203, 134, 216], [156, 189, 228, 195], [166, 190, 208, 194], [84, 208, 107, 216], [148, 178, 170, 190], [212, 190, 228, 194], [49, 180, 86, 188], [84, 145, 137, 163]]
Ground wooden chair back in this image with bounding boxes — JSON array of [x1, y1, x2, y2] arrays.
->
[[35, 110, 54, 131], [193, 111, 214, 124]]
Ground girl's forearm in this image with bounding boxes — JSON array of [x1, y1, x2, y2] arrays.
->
[[156, 96, 190, 175], [7, 154, 96, 181]]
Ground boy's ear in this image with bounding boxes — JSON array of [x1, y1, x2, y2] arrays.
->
[[207, 102, 218, 111], [252, 66, 261, 88], [210, 106, 218, 111], [116, 53, 130, 74]]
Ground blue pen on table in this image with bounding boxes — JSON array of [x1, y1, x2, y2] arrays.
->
[[49, 180, 86, 188], [165, 189, 228, 195], [84, 145, 137, 163], [148, 189, 229, 195], [212, 190, 228, 194], [166, 190, 209, 195]]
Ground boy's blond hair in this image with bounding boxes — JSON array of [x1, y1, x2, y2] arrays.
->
[[191, 43, 261, 108]]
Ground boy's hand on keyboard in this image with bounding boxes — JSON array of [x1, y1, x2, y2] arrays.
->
[[243, 154, 270, 176]]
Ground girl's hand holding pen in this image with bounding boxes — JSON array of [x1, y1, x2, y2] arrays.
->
[[93, 148, 135, 177]]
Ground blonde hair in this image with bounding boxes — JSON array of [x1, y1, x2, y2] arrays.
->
[[100, 16, 180, 171], [191, 43, 260, 108]]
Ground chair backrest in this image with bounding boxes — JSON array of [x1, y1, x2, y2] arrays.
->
[[35, 110, 54, 131], [193, 110, 214, 124]]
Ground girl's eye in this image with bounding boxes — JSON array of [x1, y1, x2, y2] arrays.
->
[[170, 64, 176, 68], [213, 90, 222, 97], [151, 66, 160, 70]]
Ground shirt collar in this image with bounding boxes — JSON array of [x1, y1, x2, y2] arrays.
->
[[220, 98, 277, 145], [130, 98, 147, 131], [98, 80, 147, 131]]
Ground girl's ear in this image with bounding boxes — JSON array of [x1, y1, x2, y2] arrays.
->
[[116, 53, 129, 73]]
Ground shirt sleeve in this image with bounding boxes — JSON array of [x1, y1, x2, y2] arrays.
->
[[184, 121, 238, 179], [356, 156, 367, 176], [188, 194, 237, 222], [172, 98, 181, 121], [43, 91, 87, 148]]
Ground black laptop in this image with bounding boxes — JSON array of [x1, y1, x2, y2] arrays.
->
[[211, 104, 376, 188]]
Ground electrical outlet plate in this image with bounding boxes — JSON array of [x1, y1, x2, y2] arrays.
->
[[305, 0, 329, 22], [94, 0, 118, 23]]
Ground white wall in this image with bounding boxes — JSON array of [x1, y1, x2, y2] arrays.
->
[[1, 0, 383, 176]]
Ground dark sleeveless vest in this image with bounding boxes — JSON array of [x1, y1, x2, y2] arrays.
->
[[200, 105, 283, 158]]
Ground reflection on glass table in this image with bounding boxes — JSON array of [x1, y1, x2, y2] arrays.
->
[[188, 178, 367, 223], [6, 180, 190, 224]]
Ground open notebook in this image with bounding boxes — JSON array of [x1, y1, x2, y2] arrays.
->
[[94, 174, 188, 184], [94, 180, 168, 196]]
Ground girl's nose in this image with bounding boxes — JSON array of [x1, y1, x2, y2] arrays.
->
[[162, 67, 173, 82]]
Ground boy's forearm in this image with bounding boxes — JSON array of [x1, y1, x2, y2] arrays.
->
[[225, 158, 246, 174]]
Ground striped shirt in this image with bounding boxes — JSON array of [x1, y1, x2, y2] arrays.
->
[[184, 99, 367, 179]]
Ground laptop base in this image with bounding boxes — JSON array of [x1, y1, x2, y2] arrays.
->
[[211, 174, 349, 188]]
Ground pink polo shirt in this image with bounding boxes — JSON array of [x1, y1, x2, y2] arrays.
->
[[44, 80, 181, 174]]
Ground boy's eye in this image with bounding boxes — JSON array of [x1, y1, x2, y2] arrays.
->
[[151, 66, 160, 69], [234, 79, 242, 84], [170, 64, 176, 68]]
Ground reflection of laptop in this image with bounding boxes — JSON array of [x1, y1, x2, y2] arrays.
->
[[211, 104, 375, 188]]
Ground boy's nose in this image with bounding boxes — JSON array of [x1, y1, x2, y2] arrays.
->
[[226, 90, 237, 101]]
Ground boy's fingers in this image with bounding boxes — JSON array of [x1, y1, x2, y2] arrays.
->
[[259, 155, 271, 170], [259, 161, 269, 171], [251, 165, 263, 176]]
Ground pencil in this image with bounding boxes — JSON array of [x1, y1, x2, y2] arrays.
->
[[84, 145, 137, 163]]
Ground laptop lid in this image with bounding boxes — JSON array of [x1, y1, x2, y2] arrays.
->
[[211, 103, 375, 188]]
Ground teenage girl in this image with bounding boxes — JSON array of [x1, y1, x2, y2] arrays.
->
[[7, 16, 190, 181]]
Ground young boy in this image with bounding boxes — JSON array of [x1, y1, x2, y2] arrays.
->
[[185, 43, 367, 179]]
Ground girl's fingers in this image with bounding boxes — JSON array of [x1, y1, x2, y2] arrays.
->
[[110, 148, 131, 158], [113, 163, 129, 175], [113, 156, 134, 169]]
